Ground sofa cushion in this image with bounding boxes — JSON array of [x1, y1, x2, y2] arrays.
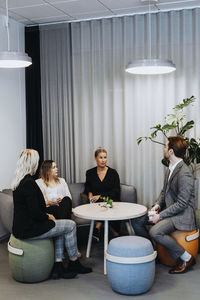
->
[[120, 184, 137, 204], [68, 183, 85, 208]]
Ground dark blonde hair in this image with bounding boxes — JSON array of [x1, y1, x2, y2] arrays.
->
[[94, 147, 107, 158], [39, 160, 60, 186]]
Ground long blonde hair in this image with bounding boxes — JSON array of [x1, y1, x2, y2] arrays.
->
[[12, 149, 39, 190]]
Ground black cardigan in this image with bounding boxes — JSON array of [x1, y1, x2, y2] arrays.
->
[[84, 167, 120, 201], [12, 174, 55, 239]]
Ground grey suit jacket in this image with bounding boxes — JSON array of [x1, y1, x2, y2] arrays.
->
[[156, 161, 196, 231]]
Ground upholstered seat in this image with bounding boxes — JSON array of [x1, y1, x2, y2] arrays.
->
[[8, 234, 54, 283], [106, 236, 156, 295], [157, 229, 199, 267]]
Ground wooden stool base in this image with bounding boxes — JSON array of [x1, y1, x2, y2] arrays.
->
[[157, 230, 199, 267]]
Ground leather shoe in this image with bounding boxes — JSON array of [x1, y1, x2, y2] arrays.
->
[[169, 256, 196, 274]]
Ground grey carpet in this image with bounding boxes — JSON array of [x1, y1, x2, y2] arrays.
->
[[0, 238, 199, 300]]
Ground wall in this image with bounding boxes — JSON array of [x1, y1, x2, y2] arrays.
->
[[0, 15, 26, 238]]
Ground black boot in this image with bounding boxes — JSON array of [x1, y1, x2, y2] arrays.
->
[[51, 262, 77, 279], [68, 259, 92, 274]]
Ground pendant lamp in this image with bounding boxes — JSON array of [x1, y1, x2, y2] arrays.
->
[[125, 0, 176, 75], [0, 0, 32, 68]]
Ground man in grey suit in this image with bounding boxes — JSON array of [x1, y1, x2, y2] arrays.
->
[[132, 136, 196, 274]]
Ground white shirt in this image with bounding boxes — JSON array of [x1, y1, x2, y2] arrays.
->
[[168, 159, 182, 181], [36, 177, 72, 203]]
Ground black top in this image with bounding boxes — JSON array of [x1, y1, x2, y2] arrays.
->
[[12, 174, 55, 239], [84, 167, 120, 201]]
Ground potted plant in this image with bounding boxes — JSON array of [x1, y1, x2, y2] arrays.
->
[[137, 96, 200, 205]]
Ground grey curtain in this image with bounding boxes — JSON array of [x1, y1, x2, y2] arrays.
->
[[40, 9, 200, 207], [40, 23, 75, 182]]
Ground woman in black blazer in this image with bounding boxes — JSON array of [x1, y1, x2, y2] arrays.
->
[[12, 149, 92, 280]]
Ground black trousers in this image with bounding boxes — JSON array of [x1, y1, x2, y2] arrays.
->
[[46, 196, 72, 219]]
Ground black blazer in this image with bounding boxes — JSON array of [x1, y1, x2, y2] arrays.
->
[[12, 174, 55, 239], [84, 166, 120, 202]]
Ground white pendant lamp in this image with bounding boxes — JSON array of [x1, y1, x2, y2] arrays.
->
[[0, 0, 32, 68], [125, 0, 176, 75]]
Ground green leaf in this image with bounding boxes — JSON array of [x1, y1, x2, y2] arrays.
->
[[173, 96, 195, 111], [178, 120, 194, 136]]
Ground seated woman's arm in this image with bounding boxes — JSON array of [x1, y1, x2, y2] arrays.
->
[[60, 178, 72, 199], [24, 180, 50, 221]]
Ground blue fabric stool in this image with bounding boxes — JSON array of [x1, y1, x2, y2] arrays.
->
[[106, 236, 156, 295]]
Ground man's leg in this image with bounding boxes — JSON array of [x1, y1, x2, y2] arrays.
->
[[149, 218, 185, 259], [131, 214, 151, 240]]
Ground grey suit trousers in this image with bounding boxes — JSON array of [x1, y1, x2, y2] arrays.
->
[[131, 214, 185, 259]]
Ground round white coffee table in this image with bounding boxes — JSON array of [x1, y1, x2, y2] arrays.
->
[[73, 202, 147, 274]]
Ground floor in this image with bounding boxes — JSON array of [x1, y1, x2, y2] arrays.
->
[[0, 229, 200, 300]]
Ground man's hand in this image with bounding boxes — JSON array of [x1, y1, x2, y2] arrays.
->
[[151, 204, 160, 212], [149, 213, 160, 224]]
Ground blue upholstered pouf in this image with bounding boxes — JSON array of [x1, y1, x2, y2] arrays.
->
[[106, 236, 156, 295], [8, 235, 54, 283]]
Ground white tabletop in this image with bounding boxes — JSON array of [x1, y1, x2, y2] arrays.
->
[[73, 202, 147, 221]]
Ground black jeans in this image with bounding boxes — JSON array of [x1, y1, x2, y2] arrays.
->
[[46, 196, 72, 219]]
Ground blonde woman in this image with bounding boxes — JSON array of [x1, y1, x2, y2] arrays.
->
[[36, 160, 72, 220], [12, 149, 92, 280], [84, 147, 120, 240]]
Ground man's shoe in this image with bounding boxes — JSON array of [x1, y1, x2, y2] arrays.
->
[[68, 259, 92, 274], [92, 228, 100, 242], [51, 262, 77, 279], [169, 256, 196, 274]]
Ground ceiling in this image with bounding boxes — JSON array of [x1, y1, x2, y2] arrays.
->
[[0, 0, 200, 26]]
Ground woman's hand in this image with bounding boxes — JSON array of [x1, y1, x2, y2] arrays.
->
[[56, 197, 62, 204], [92, 195, 101, 202], [46, 200, 58, 206], [47, 213, 55, 221]]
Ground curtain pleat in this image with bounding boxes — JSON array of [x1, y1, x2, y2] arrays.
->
[[40, 9, 200, 207]]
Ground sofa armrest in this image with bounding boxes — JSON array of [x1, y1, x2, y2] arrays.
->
[[0, 191, 13, 233]]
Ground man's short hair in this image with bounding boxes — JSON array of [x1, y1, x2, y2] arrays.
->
[[168, 136, 187, 158]]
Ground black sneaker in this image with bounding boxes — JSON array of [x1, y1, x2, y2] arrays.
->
[[51, 262, 77, 279], [68, 259, 92, 274]]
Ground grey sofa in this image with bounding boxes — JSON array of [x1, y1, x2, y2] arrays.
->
[[0, 183, 137, 239]]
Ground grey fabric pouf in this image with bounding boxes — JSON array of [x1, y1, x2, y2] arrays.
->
[[106, 236, 156, 295], [8, 234, 54, 283]]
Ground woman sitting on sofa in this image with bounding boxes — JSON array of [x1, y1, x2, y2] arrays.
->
[[12, 149, 92, 280], [36, 160, 72, 220], [84, 147, 120, 240]]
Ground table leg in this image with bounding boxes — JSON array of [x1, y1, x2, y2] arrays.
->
[[104, 220, 109, 275], [86, 220, 95, 258], [126, 219, 134, 235]]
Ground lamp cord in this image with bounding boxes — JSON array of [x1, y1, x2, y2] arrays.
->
[[5, 0, 10, 51]]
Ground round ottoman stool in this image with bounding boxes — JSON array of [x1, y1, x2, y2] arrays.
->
[[106, 236, 157, 295], [157, 229, 199, 267], [8, 234, 54, 283]]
